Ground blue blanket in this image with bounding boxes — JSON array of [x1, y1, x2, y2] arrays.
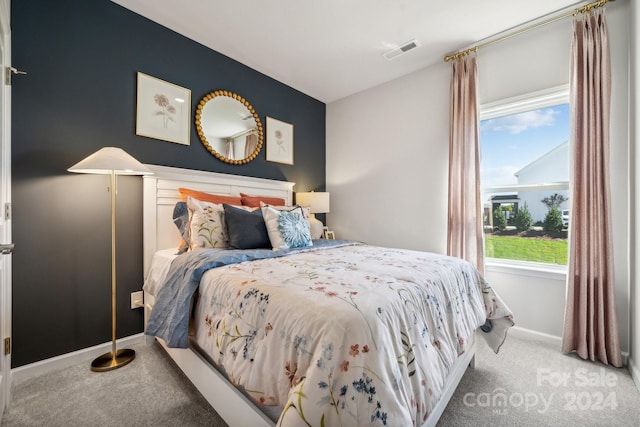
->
[[146, 240, 351, 348]]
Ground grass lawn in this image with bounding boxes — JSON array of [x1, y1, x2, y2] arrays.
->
[[485, 235, 568, 265]]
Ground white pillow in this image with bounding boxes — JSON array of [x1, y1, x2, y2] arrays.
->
[[259, 201, 312, 232], [259, 201, 311, 218], [186, 196, 229, 249], [261, 205, 313, 250]]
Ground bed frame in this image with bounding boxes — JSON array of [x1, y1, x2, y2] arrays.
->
[[142, 164, 474, 427]]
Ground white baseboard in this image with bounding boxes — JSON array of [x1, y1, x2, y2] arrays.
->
[[629, 357, 640, 394], [509, 326, 563, 348], [11, 333, 146, 382], [509, 326, 630, 366]]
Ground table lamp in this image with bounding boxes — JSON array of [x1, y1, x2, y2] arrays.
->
[[295, 191, 330, 239]]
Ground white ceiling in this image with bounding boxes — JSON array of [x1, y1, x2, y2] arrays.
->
[[112, 0, 585, 103]]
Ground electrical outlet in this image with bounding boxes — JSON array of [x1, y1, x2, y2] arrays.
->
[[130, 291, 144, 309]]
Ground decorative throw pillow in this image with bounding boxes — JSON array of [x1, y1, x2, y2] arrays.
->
[[186, 196, 229, 250], [178, 187, 242, 206], [172, 201, 190, 254], [260, 202, 312, 234], [223, 204, 271, 249], [261, 205, 312, 250], [259, 201, 311, 219], [240, 193, 286, 208]]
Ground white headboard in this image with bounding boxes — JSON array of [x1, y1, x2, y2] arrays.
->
[[142, 164, 295, 275]]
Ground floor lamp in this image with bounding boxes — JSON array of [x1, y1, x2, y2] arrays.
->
[[68, 147, 152, 372]]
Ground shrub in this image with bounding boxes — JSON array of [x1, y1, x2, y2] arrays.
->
[[493, 209, 507, 231], [541, 193, 568, 210], [543, 207, 564, 232], [514, 203, 533, 231]]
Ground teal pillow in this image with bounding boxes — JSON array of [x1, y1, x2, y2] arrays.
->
[[278, 211, 312, 248]]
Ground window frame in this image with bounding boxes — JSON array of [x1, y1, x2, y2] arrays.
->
[[479, 85, 570, 277]]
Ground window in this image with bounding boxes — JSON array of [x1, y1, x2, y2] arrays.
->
[[480, 86, 570, 268]]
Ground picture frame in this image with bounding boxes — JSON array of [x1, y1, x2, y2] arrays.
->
[[325, 231, 335, 240], [266, 117, 294, 165], [136, 72, 191, 145]]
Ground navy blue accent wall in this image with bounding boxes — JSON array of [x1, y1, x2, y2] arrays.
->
[[11, 0, 325, 367]]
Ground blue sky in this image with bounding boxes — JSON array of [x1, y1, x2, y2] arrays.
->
[[480, 103, 570, 188]]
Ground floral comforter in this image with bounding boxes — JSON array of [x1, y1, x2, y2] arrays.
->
[[149, 242, 513, 426]]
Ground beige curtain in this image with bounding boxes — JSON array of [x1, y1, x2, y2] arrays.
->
[[447, 56, 484, 275], [562, 8, 621, 367], [244, 133, 258, 158], [225, 140, 234, 159]]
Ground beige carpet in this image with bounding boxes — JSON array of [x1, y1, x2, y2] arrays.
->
[[438, 334, 640, 426], [2, 335, 639, 426], [1, 340, 226, 427]]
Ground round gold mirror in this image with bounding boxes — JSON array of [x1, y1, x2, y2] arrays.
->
[[195, 90, 263, 164]]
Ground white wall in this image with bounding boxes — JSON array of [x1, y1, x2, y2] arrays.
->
[[327, 64, 450, 254], [327, 1, 631, 353], [630, 0, 639, 389]]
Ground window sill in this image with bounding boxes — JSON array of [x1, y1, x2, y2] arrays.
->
[[485, 258, 567, 281]]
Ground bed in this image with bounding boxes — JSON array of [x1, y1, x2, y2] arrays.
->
[[142, 164, 514, 427]]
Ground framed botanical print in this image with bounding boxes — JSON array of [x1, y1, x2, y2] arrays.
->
[[266, 117, 293, 165], [136, 72, 191, 145]]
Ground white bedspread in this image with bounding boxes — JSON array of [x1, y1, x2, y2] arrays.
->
[[173, 243, 514, 426]]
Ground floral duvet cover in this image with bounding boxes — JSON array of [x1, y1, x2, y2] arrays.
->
[[152, 242, 513, 426]]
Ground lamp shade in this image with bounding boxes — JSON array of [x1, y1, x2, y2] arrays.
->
[[295, 192, 330, 214], [68, 147, 152, 175]]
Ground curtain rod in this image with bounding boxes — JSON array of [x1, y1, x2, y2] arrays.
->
[[228, 128, 257, 140], [443, 0, 614, 63]]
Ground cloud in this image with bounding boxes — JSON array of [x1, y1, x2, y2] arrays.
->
[[481, 108, 559, 134]]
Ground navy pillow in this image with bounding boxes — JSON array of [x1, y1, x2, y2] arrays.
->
[[223, 204, 271, 249], [173, 202, 190, 254]]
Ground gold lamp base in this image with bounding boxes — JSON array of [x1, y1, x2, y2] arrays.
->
[[90, 348, 136, 372]]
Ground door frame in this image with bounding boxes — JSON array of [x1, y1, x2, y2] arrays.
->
[[0, 0, 12, 416]]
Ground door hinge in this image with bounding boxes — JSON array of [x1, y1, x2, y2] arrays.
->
[[5, 66, 27, 85], [4, 337, 10, 355], [4, 202, 10, 220]]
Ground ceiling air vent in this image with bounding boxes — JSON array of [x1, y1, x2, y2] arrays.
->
[[383, 39, 420, 61]]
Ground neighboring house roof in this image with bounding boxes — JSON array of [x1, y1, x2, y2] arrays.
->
[[514, 140, 568, 178], [491, 194, 520, 202]]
